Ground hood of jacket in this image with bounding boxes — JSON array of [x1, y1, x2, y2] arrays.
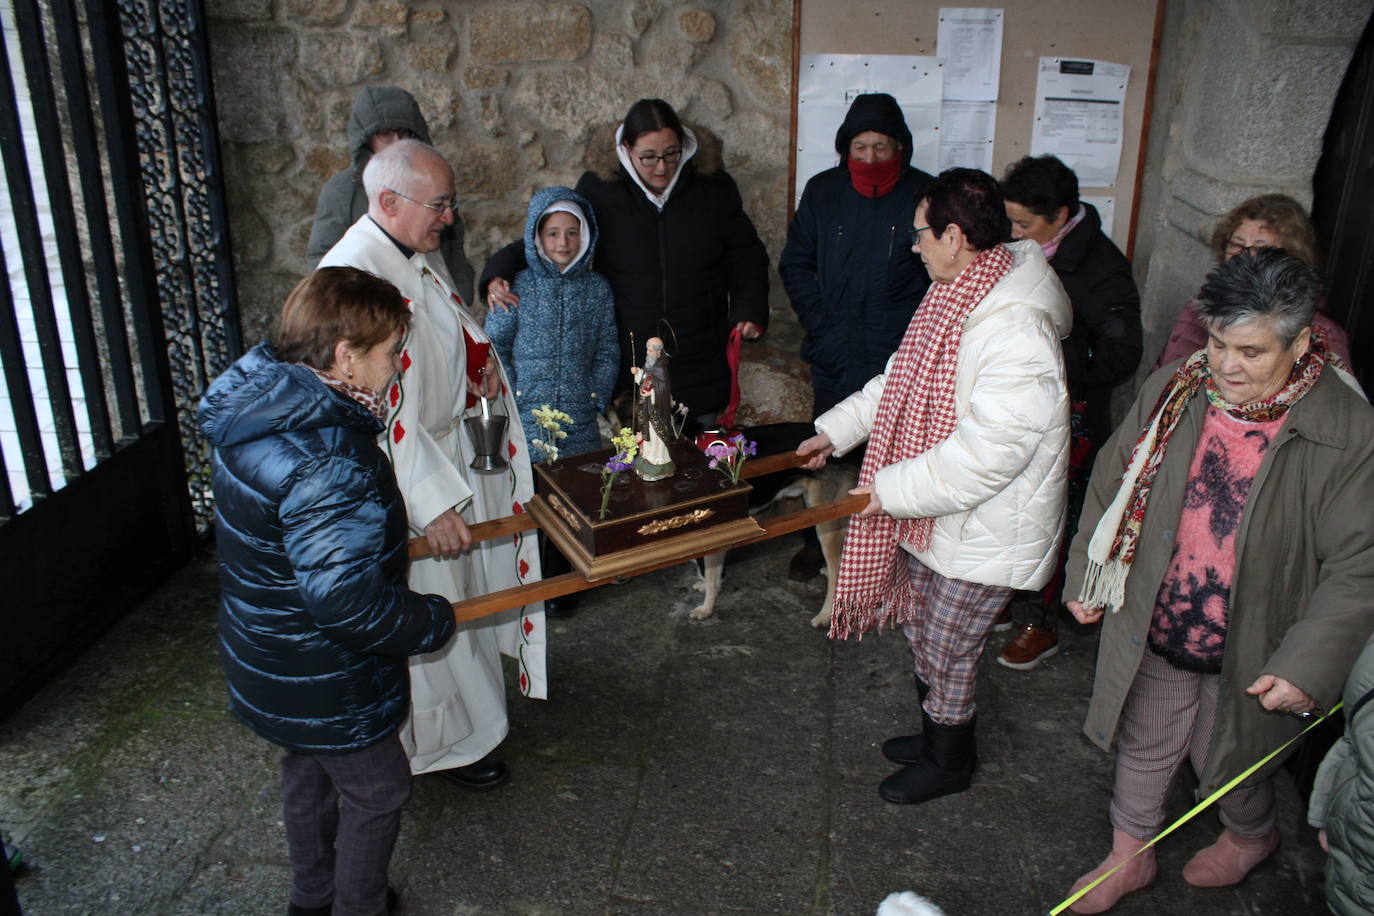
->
[[522, 185, 599, 278], [346, 86, 434, 175], [584, 119, 725, 182], [835, 92, 914, 168], [965, 240, 1073, 340], [199, 342, 381, 449]]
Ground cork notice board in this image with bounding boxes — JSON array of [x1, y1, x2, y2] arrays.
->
[[792, 0, 1164, 256]]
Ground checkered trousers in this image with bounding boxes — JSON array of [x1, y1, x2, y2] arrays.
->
[[900, 554, 1013, 725]]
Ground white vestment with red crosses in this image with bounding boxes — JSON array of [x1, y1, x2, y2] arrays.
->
[[320, 215, 546, 775]]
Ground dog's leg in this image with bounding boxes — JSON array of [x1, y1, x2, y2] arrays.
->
[[690, 551, 725, 620], [812, 516, 845, 629], [798, 474, 843, 629]]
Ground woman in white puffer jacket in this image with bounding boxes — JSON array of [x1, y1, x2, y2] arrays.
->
[[797, 168, 1072, 806]]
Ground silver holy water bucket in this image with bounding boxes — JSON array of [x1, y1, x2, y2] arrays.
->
[[464, 412, 509, 472]]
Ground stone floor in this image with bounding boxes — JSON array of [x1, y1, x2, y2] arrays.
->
[[0, 530, 1332, 915]]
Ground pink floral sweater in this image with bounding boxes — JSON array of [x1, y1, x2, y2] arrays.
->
[[1149, 406, 1285, 672]]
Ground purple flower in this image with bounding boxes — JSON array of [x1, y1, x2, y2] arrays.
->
[[605, 451, 633, 473], [727, 434, 758, 458], [704, 441, 736, 461], [707, 458, 719, 469]]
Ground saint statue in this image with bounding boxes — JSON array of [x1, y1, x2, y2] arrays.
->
[[631, 337, 676, 481]]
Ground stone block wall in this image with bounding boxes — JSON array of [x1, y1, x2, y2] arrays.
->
[[206, 0, 811, 422], [1130, 0, 1369, 382]]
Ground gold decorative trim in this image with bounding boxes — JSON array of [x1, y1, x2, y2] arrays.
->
[[638, 508, 715, 536], [547, 493, 579, 529]]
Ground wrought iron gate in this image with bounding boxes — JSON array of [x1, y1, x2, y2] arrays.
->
[[0, 0, 238, 714]]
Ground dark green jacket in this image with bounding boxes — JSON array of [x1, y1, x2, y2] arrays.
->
[[1309, 632, 1374, 915], [306, 85, 476, 306]]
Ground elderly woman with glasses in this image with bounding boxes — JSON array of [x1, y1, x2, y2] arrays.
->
[[1154, 194, 1353, 369], [1061, 249, 1374, 913], [481, 98, 770, 433], [796, 168, 1072, 807]]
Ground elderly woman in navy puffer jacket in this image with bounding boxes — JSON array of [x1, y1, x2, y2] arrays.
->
[[200, 267, 455, 916], [487, 186, 618, 461]]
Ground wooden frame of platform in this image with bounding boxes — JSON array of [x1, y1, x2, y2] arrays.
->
[[406, 451, 864, 623]]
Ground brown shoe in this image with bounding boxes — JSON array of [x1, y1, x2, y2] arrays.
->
[[998, 624, 1058, 670], [788, 544, 823, 582]]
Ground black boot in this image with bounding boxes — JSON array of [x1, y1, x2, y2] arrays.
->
[[878, 712, 975, 805], [880, 674, 930, 764], [881, 677, 978, 772]]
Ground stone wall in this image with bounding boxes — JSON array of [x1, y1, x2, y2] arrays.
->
[[1130, 0, 1369, 384], [207, 0, 812, 422]]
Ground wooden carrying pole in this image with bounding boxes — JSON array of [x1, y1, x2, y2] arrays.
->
[[451, 491, 866, 622], [404, 451, 864, 622]]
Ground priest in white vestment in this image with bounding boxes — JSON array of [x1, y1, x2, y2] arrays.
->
[[319, 139, 546, 789]]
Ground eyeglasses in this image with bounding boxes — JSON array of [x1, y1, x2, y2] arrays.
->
[[634, 149, 682, 166], [386, 188, 457, 215], [1224, 240, 1274, 258], [908, 225, 931, 245]]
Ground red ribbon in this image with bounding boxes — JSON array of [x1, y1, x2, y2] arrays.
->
[[717, 326, 744, 429]]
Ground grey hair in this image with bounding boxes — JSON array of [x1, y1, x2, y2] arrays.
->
[[1194, 248, 1320, 347], [361, 138, 452, 204]]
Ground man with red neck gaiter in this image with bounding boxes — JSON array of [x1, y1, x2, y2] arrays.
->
[[780, 92, 935, 581]]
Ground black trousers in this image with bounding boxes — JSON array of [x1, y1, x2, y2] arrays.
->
[[280, 733, 412, 916]]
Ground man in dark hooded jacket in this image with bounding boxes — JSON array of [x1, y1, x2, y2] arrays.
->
[[779, 92, 934, 579], [781, 93, 934, 416], [307, 85, 477, 308]]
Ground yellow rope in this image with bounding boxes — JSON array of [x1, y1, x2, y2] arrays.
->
[[1049, 702, 1342, 915]]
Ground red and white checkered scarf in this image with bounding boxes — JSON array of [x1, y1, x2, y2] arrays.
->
[[829, 244, 1015, 640]]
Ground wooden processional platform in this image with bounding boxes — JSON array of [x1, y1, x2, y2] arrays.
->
[[408, 448, 864, 623]]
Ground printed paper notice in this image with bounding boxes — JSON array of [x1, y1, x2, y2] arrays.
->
[[1081, 196, 1119, 248], [939, 100, 996, 172], [1030, 58, 1130, 187], [795, 54, 944, 206], [937, 8, 1003, 101]]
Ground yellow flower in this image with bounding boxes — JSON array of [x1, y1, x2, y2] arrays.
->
[[610, 426, 638, 460]]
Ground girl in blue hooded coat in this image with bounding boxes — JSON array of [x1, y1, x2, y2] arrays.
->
[[487, 186, 619, 461]]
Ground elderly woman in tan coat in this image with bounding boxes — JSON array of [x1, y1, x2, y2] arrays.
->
[[1061, 249, 1374, 913]]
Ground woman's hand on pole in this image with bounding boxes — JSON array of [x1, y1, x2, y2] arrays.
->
[[849, 483, 886, 518], [796, 432, 834, 469]]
